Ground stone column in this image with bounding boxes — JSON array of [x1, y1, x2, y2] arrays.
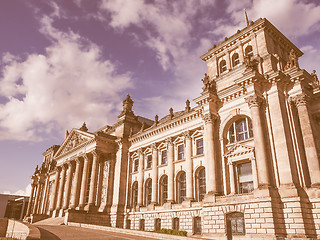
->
[[203, 113, 218, 194], [238, 44, 244, 62], [40, 175, 49, 214], [228, 161, 235, 194], [26, 182, 36, 216], [226, 51, 231, 70], [56, 165, 66, 210], [292, 93, 320, 187], [88, 151, 100, 208], [137, 148, 144, 207], [96, 158, 105, 208], [151, 144, 158, 204], [79, 155, 89, 210], [63, 162, 73, 209], [32, 181, 41, 214], [250, 157, 259, 189], [49, 168, 60, 212], [167, 138, 174, 203], [70, 158, 81, 209], [184, 131, 193, 200], [245, 94, 270, 187]]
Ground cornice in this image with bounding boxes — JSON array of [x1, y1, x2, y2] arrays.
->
[[201, 18, 266, 61], [129, 109, 202, 145]]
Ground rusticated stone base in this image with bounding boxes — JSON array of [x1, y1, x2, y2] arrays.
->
[[65, 209, 111, 226]]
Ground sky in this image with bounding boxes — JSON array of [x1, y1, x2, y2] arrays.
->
[[1, 0, 320, 196]]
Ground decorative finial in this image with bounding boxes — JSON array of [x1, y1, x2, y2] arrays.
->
[[244, 9, 249, 27], [155, 115, 159, 123], [169, 108, 174, 119], [66, 130, 69, 138], [185, 99, 191, 112], [118, 94, 134, 118], [80, 122, 88, 132]]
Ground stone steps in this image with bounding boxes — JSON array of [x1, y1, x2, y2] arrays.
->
[[34, 217, 64, 225]]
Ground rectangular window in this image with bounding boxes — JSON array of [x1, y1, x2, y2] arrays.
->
[[154, 218, 161, 231], [193, 216, 201, 234], [146, 154, 152, 169], [177, 145, 184, 160], [196, 138, 204, 155], [133, 159, 138, 172], [126, 219, 131, 229], [161, 150, 167, 165], [172, 217, 179, 231], [139, 219, 145, 231], [236, 162, 253, 193]]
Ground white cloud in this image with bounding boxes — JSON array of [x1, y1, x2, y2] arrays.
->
[[218, 0, 320, 39], [98, 0, 214, 118], [2, 184, 31, 196], [0, 16, 132, 141]]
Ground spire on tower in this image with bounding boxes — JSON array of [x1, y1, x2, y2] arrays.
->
[[244, 9, 250, 26]]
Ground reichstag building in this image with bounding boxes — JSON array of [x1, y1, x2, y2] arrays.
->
[[25, 18, 320, 239]]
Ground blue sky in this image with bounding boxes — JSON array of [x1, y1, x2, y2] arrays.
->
[[1, 0, 320, 196]]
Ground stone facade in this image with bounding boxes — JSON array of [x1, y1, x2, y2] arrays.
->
[[25, 18, 320, 239]]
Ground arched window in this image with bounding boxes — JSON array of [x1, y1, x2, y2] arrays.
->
[[220, 60, 227, 73], [145, 178, 152, 206], [232, 53, 240, 67], [159, 175, 168, 205], [245, 45, 253, 57], [227, 117, 253, 144], [132, 181, 138, 207], [177, 171, 186, 203], [196, 168, 206, 201]]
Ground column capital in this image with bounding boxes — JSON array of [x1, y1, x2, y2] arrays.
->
[[290, 93, 309, 107], [202, 113, 218, 124], [183, 130, 191, 140], [227, 160, 234, 166], [166, 137, 173, 146], [92, 149, 102, 158], [245, 94, 264, 108], [151, 143, 157, 151], [137, 148, 143, 155]]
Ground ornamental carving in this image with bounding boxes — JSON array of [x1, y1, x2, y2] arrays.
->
[[245, 95, 264, 108], [202, 113, 218, 124], [201, 73, 217, 93], [183, 131, 191, 139], [290, 93, 308, 107], [166, 137, 173, 145], [284, 49, 299, 70], [63, 133, 88, 154]]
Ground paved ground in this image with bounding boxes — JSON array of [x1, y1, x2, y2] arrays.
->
[[35, 225, 162, 240]]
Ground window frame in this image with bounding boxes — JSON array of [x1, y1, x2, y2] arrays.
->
[[159, 175, 168, 205], [227, 117, 253, 144], [196, 168, 206, 201], [161, 150, 167, 165], [177, 171, 186, 204], [232, 53, 240, 67], [220, 60, 227, 73], [132, 181, 138, 207], [177, 144, 185, 160], [145, 178, 152, 206], [146, 154, 152, 169], [195, 138, 204, 155]]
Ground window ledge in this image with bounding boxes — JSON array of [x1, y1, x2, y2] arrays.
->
[[174, 158, 185, 163], [158, 163, 168, 167], [226, 137, 254, 147]]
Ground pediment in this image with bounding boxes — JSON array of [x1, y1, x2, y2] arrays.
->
[[224, 143, 254, 158], [54, 129, 95, 158]]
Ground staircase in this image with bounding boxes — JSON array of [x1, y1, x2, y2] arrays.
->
[[34, 217, 64, 225]]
